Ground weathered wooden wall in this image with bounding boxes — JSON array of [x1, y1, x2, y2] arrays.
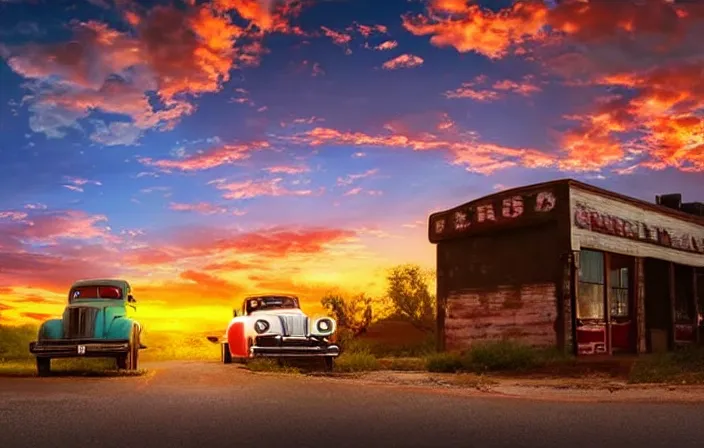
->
[[438, 220, 566, 350], [570, 187, 704, 267], [445, 283, 557, 350]]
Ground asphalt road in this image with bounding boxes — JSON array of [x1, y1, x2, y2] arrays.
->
[[0, 361, 703, 448]]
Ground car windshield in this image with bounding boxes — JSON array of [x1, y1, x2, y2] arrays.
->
[[246, 296, 298, 313], [70, 286, 123, 301]]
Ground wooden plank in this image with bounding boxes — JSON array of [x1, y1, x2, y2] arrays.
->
[[604, 252, 612, 355], [669, 262, 676, 350], [635, 257, 647, 353], [693, 267, 700, 345], [570, 187, 704, 267], [445, 283, 557, 350]]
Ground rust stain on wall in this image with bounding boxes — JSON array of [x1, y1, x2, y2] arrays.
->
[[445, 283, 557, 350]]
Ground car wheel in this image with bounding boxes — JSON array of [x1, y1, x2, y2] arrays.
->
[[36, 357, 51, 377], [221, 343, 232, 364], [323, 357, 334, 372], [116, 325, 139, 370]]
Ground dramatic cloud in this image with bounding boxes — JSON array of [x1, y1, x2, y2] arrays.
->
[[140, 141, 270, 171], [402, 0, 549, 59], [382, 54, 424, 70], [2, 0, 309, 142], [445, 74, 542, 101], [208, 177, 315, 199], [287, 125, 555, 175]]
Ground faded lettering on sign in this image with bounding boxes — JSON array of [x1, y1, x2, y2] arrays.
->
[[574, 202, 704, 254], [430, 190, 556, 240]]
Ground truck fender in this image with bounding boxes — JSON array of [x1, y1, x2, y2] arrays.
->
[[38, 319, 63, 340]]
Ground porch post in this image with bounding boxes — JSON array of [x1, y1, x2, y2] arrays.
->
[[635, 257, 647, 354], [693, 266, 700, 345], [569, 250, 579, 356], [668, 262, 676, 350], [604, 252, 612, 355]]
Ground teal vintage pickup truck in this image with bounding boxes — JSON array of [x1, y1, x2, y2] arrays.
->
[[29, 279, 145, 376]]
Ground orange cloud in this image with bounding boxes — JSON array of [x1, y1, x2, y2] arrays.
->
[[208, 177, 314, 199], [21, 312, 54, 322], [263, 165, 310, 174], [337, 168, 379, 186], [381, 54, 424, 70], [321, 26, 352, 47], [402, 0, 549, 59], [374, 40, 398, 51], [287, 125, 555, 175], [445, 74, 542, 101], [140, 141, 269, 171], [3, 1, 310, 142]]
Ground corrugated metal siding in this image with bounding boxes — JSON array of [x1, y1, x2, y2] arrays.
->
[[445, 283, 557, 350]]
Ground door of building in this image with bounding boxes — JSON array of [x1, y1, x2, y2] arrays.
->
[[608, 255, 635, 353]]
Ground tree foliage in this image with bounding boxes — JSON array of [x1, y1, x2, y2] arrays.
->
[[320, 292, 374, 337], [384, 264, 435, 332]]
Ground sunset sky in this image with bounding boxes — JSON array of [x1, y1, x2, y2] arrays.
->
[[1, 0, 703, 333]]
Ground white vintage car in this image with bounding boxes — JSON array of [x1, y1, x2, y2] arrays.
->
[[208, 294, 340, 370]]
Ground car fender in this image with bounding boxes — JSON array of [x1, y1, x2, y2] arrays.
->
[[38, 319, 63, 340], [226, 317, 249, 357], [107, 317, 139, 340]]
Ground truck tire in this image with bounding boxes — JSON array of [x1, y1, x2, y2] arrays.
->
[[116, 325, 139, 370], [221, 343, 232, 364], [37, 357, 51, 377], [323, 357, 334, 372]]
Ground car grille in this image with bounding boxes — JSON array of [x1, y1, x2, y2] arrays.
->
[[278, 315, 308, 337], [63, 307, 99, 339]]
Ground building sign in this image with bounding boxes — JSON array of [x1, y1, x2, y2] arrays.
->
[[429, 189, 557, 242], [574, 201, 704, 255]]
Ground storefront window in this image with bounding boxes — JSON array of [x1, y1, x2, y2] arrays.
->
[[609, 267, 629, 317], [674, 264, 695, 323], [578, 250, 604, 320]]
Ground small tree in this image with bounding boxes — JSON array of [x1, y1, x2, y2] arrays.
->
[[384, 264, 435, 332], [320, 292, 374, 337]]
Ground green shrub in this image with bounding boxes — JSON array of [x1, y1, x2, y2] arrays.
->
[[629, 347, 704, 384], [426, 352, 463, 373], [0, 324, 37, 361], [246, 359, 301, 374], [462, 340, 540, 372], [334, 351, 381, 372], [380, 357, 426, 371], [342, 332, 436, 358]]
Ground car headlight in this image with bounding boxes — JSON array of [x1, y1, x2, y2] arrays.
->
[[316, 318, 334, 333], [254, 320, 270, 334]]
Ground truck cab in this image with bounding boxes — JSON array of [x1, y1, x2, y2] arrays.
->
[[29, 278, 144, 376]]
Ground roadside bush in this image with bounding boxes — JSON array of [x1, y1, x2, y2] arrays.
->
[[342, 331, 436, 358], [380, 357, 427, 371], [426, 352, 463, 373], [629, 346, 704, 384], [0, 324, 36, 361], [462, 340, 541, 372], [334, 350, 381, 373]]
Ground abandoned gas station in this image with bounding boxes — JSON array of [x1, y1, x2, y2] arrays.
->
[[428, 179, 704, 356]]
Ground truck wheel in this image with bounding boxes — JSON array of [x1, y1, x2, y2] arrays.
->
[[116, 326, 139, 370], [37, 357, 51, 377], [323, 357, 334, 372], [221, 343, 232, 364]]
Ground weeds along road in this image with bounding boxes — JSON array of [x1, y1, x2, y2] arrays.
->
[[0, 360, 702, 448]]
